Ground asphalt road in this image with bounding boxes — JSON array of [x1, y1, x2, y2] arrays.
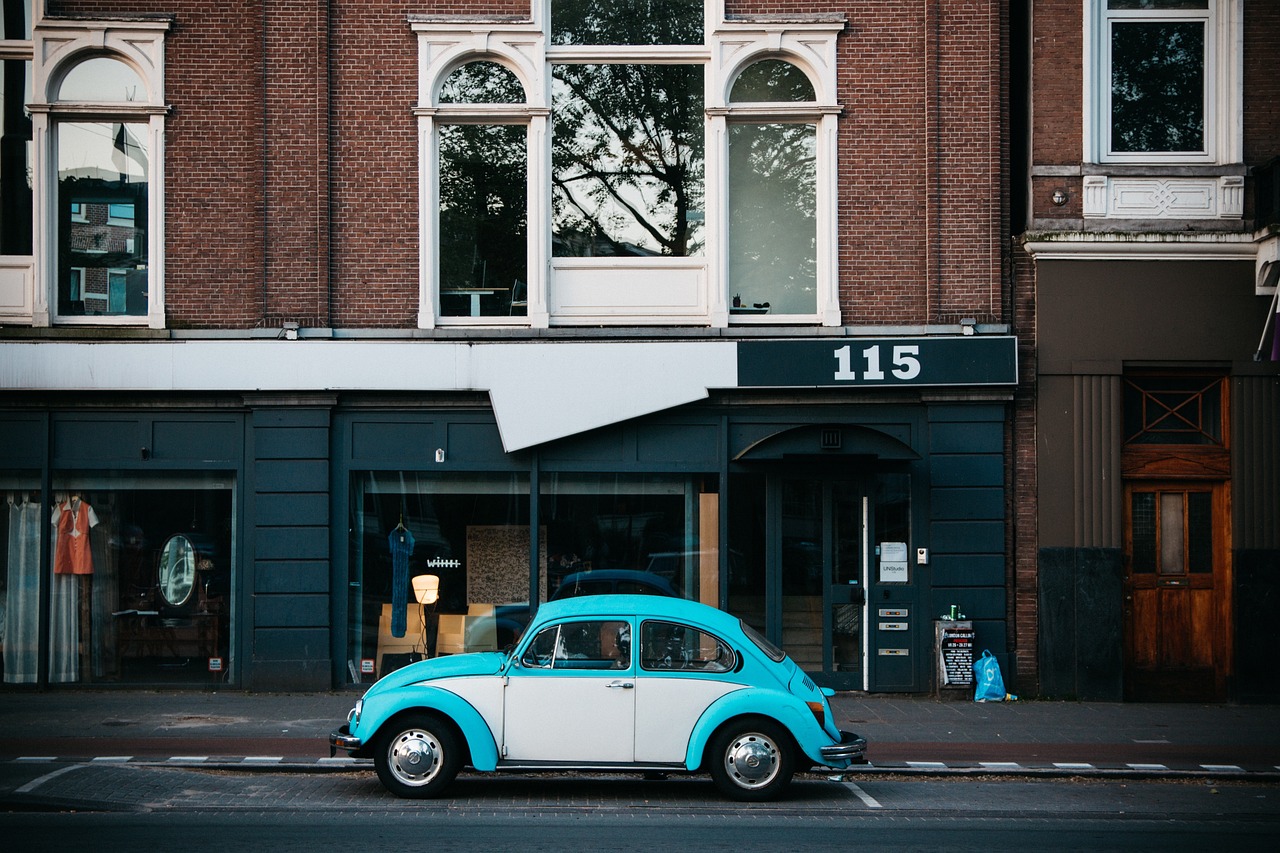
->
[[2, 763, 1277, 851]]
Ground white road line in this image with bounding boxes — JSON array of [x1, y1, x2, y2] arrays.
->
[[1127, 763, 1168, 771], [16, 763, 83, 794], [1200, 764, 1243, 772], [92, 756, 133, 763], [979, 762, 1022, 770], [1053, 763, 1095, 770], [318, 756, 358, 765], [167, 756, 209, 763], [15, 756, 56, 762], [905, 761, 948, 769], [843, 781, 883, 809], [241, 756, 283, 764]]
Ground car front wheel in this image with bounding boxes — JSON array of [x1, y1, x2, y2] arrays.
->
[[374, 713, 461, 799], [707, 719, 795, 801]]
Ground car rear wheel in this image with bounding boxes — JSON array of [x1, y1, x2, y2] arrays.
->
[[707, 719, 795, 801], [374, 713, 461, 799]]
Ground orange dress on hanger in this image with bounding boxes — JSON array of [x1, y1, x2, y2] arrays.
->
[[52, 497, 99, 575]]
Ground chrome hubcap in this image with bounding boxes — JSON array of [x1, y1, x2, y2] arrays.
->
[[389, 729, 441, 786], [725, 733, 779, 787]]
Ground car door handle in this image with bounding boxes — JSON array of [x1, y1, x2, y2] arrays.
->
[[606, 680, 634, 689]]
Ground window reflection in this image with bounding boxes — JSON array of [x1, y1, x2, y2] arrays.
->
[[57, 56, 146, 103], [439, 60, 525, 104], [551, 0, 703, 46], [552, 64, 704, 257], [730, 60, 815, 103], [439, 124, 528, 317], [0, 56, 32, 255], [57, 122, 148, 317], [1110, 20, 1205, 152], [728, 123, 816, 315]]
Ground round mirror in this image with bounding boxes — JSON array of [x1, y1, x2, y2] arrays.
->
[[158, 534, 197, 609]]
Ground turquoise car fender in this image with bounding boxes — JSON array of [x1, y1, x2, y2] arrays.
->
[[356, 684, 501, 771], [684, 687, 836, 770]]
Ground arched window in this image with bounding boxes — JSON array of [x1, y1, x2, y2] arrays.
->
[[727, 60, 818, 317], [53, 55, 151, 320], [436, 61, 529, 320]]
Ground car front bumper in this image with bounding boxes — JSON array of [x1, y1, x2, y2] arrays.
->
[[820, 730, 868, 764], [329, 723, 364, 757]]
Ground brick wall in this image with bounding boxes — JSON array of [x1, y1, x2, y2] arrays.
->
[[49, 1, 1009, 330]]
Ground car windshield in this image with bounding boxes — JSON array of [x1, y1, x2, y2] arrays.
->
[[739, 619, 786, 662]]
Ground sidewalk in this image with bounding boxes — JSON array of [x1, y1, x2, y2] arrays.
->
[[1, 689, 1277, 777]]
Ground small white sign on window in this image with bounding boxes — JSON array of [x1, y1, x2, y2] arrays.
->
[[879, 541, 909, 583]]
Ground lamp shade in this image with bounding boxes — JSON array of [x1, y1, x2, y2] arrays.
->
[[412, 574, 440, 605]]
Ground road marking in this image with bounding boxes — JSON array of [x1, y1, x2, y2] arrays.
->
[[92, 756, 133, 763], [15, 756, 56, 762], [905, 761, 947, 769], [843, 782, 883, 809], [1127, 763, 1168, 771], [318, 756, 358, 765], [16, 764, 82, 794], [979, 762, 1022, 770], [167, 756, 209, 763], [1133, 739, 1171, 744], [242, 756, 283, 764], [1053, 763, 1094, 770], [1200, 764, 1243, 772]]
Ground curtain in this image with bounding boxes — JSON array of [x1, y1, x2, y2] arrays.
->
[[4, 498, 41, 683]]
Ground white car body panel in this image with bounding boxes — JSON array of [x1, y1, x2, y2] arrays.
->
[[633, 677, 745, 763], [436, 676, 506, 747], [500, 674, 636, 762]]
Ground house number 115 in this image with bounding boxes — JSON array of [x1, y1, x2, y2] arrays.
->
[[833, 344, 922, 382]]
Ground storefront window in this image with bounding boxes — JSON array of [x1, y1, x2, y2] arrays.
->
[[43, 473, 234, 685], [2, 473, 40, 683], [540, 473, 717, 604], [347, 472, 531, 682]]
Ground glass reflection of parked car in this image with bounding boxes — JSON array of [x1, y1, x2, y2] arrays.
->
[[331, 595, 867, 801]]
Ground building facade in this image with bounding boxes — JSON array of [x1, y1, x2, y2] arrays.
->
[[1, 1, 1018, 693], [1016, 0, 1280, 701]]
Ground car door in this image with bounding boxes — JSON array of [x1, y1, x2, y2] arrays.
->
[[501, 618, 636, 763], [633, 619, 745, 764]]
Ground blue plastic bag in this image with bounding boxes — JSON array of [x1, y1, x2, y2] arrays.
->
[[973, 649, 1006, 702]]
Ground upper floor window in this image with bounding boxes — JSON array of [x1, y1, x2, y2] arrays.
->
[[0, 0, 33, 261], [1088, 0, 1239, 164], [53, 56, 150, 321], [413, 4, 843, 328]]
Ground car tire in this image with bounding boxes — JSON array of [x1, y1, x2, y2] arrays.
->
[[707, 718, 795, 802], [374, 713, 462, 799]]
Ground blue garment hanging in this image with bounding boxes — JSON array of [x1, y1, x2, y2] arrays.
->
[[388, 525, 415, 638]]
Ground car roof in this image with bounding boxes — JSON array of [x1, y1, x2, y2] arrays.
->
[[531, 594, 740, 633]]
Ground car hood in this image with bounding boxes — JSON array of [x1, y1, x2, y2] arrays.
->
[[365, 651, 507, 697]]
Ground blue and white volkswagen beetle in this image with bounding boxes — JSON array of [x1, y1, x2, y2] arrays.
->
[[330, 594, 866, 801]]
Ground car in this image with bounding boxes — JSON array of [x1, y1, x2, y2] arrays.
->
[[551, 568, 678, 600], [330, 594, 867, 801]]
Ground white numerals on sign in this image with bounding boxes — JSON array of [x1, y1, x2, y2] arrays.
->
[[833, 345, 922, 382]]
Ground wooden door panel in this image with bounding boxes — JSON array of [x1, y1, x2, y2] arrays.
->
[[1128, 590, 1159, 668]]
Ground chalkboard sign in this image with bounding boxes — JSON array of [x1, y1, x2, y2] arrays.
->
[[936, 621, 974, 687]]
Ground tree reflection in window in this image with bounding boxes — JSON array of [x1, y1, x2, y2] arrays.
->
[[728, 60, 817, 316], [551, 0, 703, 46], [552, 63, 704, 257], [1110, 20, 1205, 153], [437, 61, 528, 317]]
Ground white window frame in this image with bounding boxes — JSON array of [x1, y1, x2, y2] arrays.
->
[[1084, 0, 1241, 166], [412, 2, 842, 329], [28, 19, 168, 328]]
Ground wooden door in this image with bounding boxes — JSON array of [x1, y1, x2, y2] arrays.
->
[[1123, 482, 1231, 700]]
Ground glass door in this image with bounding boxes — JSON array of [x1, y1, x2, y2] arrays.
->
[[777, 477, 867, 690]]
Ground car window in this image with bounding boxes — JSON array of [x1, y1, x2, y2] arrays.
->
[[521, 620, 631, 670], [739, 619, 785, 662], [640, 620, 735, 673]]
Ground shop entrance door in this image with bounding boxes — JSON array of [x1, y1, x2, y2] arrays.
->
[[1123, 481, 1231, 700], [774, 477, 867, 691]]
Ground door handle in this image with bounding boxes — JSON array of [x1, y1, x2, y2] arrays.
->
[[606, 680, 634, 689]]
